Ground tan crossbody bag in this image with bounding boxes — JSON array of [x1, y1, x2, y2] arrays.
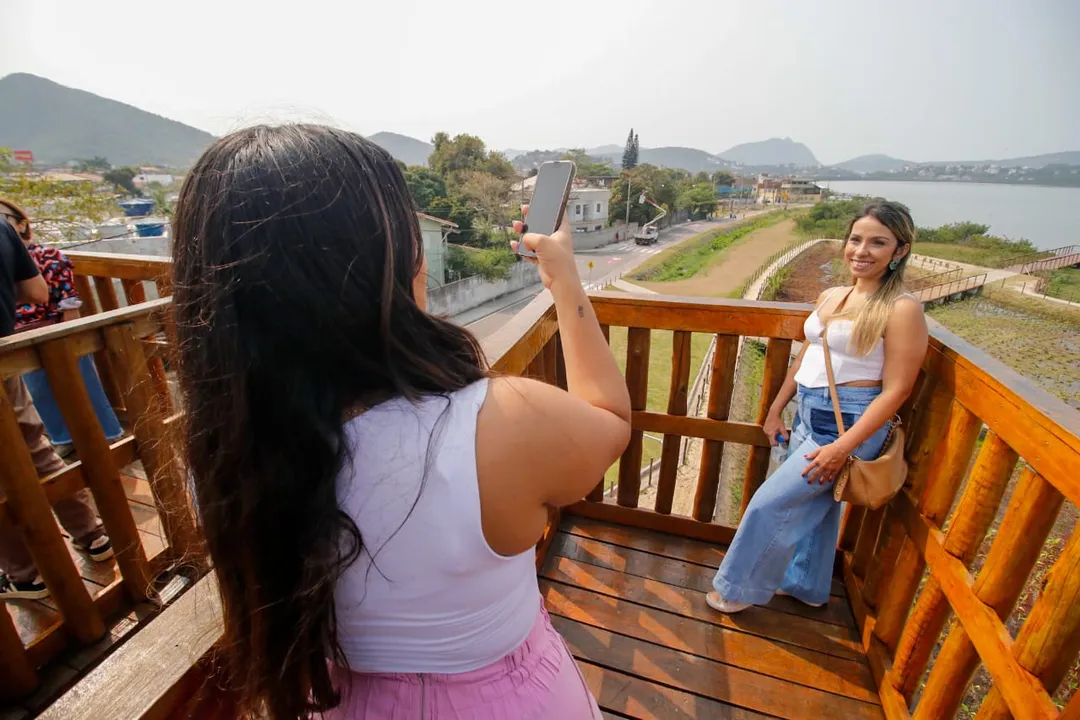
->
[[819, 330, 907, 510]]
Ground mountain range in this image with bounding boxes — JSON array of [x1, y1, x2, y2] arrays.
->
[[3, 73, 1077, 177], [0, 73, 214, 166]]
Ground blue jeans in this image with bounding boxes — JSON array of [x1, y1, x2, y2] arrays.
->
[[22, 355, 123, 445], [713, 384, 892, 606]]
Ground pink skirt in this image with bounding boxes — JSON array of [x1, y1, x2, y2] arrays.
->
[[327, 603, 603, 719]]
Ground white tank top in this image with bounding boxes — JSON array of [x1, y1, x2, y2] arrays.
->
[[793, 287, 917, 388], [334, 378, 541, 673]]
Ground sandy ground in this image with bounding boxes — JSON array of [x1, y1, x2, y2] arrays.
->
[[641, 219, 800, 297]]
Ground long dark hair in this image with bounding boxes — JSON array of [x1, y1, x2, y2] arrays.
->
[[171, 124, 488, 719], [839, 199, 917, 354]]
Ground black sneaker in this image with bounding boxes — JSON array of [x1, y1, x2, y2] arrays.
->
[[0, 574, 49, 601], [77, 535, 114, 563]]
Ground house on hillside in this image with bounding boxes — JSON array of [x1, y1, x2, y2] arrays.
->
[[568, 186, 610, 233], [417, 212, 455, 287]]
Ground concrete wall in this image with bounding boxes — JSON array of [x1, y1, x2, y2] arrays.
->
[[572, 223, 639, 251], [427, 261, 540, 317]]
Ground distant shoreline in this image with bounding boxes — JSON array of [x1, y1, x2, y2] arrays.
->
[[815, 178, 1080, 191]]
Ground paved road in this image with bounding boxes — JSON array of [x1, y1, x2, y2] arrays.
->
[[460, 217, 745, 338]]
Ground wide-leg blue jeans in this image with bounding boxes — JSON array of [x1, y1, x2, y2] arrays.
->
[[713, 384, 891, 607]]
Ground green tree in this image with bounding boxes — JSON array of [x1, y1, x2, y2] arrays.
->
[[622, 128, 639, 170], [678, 183, 719, 219], [711, 171, 735, 187], [694, 171, 711, 184], [404, 166, 447, 210], [103, 166, 140, 196], [0, 148, 119, 242], [452, 170, 513, 224], [428, 196, 476, 237], [429, 132, 488, 178], [609, 165, 676, 226], [561, 148, 614, 177], [74, 156, 111, 172]]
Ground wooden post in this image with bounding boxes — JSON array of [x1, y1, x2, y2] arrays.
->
[[0, 605, 37, 699], [972, 507, 1080, 720], [90, 277, 124, 410], [0, 380, 104, 643], [104, 323, 202, 565], [693, 334, 738, 522], [617, 328, 650, 508], [839, 505, 866, 552], [655, 330, 691, 515], [851, 506, 885, 579], [740, 338, 791, 516], [874, 399, 981, 651], [74, 275, 99, 315], [888, 432, 1018, 700], [554, 333, 568, 391], [39, 339, 155, 603], [914, 468, 1063, 720], [586, 325, 611, 502], [120, 280, 174, 413]]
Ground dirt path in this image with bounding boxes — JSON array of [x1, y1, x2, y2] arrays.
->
[[641, 219, 800, 297]]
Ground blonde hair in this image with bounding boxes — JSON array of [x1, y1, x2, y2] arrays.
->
[[833, 200, 916, 355]]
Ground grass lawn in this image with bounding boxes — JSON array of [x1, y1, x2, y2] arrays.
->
[[927, 286, 1080, 409], [602, 327, 714, 488], [1045, 267, 1080, 303], [916, 242, 1049, 268]]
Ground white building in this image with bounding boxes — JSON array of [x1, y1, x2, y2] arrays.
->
[[417, 212, 455, 287], [567, 188, 610, 233]]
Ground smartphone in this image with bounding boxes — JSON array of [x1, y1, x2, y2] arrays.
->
[[517, 161, 575, 257]]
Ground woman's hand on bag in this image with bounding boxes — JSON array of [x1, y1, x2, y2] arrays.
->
[[763, 414, 788, 447], [802, 442, 850, 484]]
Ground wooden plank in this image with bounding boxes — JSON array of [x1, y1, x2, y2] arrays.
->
[[542, 556, 863, 661], [0, 605, 38, 699], [590, 292, 811, 339], [852, 506, 884, 579], [37, 574, 224, 720], [0, 382, 104, 645], [0, 436, 139, 527], [92, 276, 121, 312], [842, 555, 913, 720], [578, 661, 772, 720], [617, 327, 650, 508], [0, 299, 167, 354], [549, 532, 854, 628], [559, 516, 845, 597], [840, 505, 867, 553], [586, 327, 610, 503], [39, 339, 154, 604], [120, 280, 147, 306], [73, 275, 98, 316], [566, 500, 738, 545], [547, 589, 878, 702], [892, 492, 1059, 720], [874, 398, 981, 650], [481, 293, 557, 377], [69, 252, 170, 282], [655, 330, 691, 515], [550, 609, 883, 718], [633, 411, 768, 447], [104, 324, 201, 563], [694, 334, 739, 521], [915, 470, 1062, 719], [888, 432, 1017, 700], [554, 332, 567, 391], [534, 507, 561, 573], [741, 338, 792, 515]]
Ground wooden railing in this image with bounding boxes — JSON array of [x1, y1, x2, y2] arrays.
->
[[12, 289, 1080, 719], [0, 299, 201, 701]]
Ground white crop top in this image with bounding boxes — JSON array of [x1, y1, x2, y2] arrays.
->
[[794, 311, 885, 388], [334, 379, 541, 673]]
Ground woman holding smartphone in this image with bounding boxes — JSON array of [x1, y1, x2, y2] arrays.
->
[[172, 125, 625, 719], [708, 201, 928, 613]]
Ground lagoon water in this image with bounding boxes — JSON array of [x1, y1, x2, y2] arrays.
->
[[824, 180, 1078, 250]]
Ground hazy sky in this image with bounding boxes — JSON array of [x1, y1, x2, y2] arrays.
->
[[4, 0, 1078, 164]]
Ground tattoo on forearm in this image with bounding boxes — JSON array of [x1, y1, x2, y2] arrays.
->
[[578, 304, 585, 318]]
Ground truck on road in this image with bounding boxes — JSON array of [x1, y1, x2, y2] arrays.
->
[[633, 195, 667, 245]]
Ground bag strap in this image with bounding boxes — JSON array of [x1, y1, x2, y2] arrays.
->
[[819, 286, 856, 436], [820, 331, 847, 435]]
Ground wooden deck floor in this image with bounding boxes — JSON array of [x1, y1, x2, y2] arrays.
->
[[541, 516, 884, 719]]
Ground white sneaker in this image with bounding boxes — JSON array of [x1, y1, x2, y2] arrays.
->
[[775, 588, 825, 608], [705, 591, 750, 614]]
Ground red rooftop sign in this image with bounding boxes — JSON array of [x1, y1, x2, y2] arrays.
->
[[13, 150, 33, 163]]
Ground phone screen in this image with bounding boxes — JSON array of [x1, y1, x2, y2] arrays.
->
[[518, 161, 575, 256]]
